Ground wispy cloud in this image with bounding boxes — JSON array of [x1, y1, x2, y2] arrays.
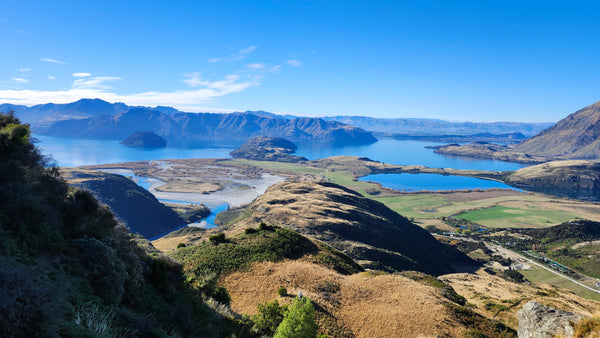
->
[[12, 78, 30, 84], [41, 57, 67, 65], [247, 63, 265, 70], [48, 76, 56, 80], [210, 46, 257, 63], [73, 76, 121, 90], [286, 59, 302, 67], [19, 68, 30, 72], [73, 72, 91, 77]]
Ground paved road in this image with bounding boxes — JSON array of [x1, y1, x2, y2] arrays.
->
[[490, 244, 600, 295]]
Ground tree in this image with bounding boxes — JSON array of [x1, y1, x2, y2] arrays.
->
[[274, 296, 318, 338], [252, 299, 287, 336]]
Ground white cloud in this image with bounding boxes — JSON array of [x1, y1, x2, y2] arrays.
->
[[48, 76, 56, 80], [19, 68, 30, 72], [0, 73, 260, 111], [271, 65, 282, 72], [210, 46, 258, 63], [183, 72, 205, 87], [12, 78, 30, 84], [41, 57, 67, 65], [72, 76, 121, 90], [247, 63, 266, 70], [286, 59, 302, 67], [73, 72, 91, 78]]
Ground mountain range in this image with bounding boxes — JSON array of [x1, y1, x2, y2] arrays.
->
[[0, 98, 555, 147]]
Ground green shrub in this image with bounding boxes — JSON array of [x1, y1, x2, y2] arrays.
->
[[274, 296, 318, 338], [209, 233, 226, 245], [278, 286, 288, 297], [244, 227, 258, 234], [252, 299, 287, 336], [177, 242, 187, 248]]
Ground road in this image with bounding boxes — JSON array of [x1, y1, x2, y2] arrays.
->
[[490, 243, 600, 295], [435, 233, 600, 295]]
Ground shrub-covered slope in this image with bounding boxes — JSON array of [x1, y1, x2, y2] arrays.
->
[[0, 112, 246, 337]]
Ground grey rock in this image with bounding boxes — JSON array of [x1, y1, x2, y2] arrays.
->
[[518, 301, 585, 338]]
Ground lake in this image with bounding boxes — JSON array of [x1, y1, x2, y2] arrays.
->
[[360, 173, 517, 192], [36, 135, 525, 172]]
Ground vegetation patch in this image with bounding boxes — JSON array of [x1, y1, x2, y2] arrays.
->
[[173, 225, 361, 278]]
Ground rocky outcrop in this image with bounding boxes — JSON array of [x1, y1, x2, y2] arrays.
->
[[518, 301, 585, 338], [229, 135, 307, 163]]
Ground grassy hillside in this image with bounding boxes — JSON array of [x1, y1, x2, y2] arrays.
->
[[515, 100, 600, 159], [501, 160, 600, 200], [217, 180, 475, 275]]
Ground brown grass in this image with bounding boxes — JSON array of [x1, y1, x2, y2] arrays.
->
[[440, 271, 600, 329], [222, 259, 467, 337]]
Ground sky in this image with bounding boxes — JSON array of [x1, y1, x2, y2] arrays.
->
[[1, 0, 599, 122]]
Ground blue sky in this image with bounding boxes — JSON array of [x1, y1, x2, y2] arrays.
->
[[1, 0, 599, 122]]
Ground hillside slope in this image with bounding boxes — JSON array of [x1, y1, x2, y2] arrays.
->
[[515, 101, 600, 159], [62, 168, 186, 238], [502, 160, 600, 200], [218, 181, 475, 275]]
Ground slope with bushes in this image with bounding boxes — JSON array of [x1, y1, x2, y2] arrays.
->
[[0, 112, 247, 337]]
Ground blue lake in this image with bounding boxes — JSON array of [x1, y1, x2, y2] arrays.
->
[[360, 173, 518, 192], [35, 135, 527, 194]]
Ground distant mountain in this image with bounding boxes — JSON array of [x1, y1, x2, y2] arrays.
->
[[13, 98, 131, 130], [0, 103, 28, 115], [43, 107, 377, 146], [514, 101, 600, 159], [322, 116, 553, 137]]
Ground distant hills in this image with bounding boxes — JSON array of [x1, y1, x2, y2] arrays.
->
[[514, 101, 600, 159], [322, 115, 553, 137], [0, 98, 559, 147], [1, 99, 376, 147]]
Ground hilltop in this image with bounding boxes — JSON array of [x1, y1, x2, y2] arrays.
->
[[216, 180, 474, 275], [515, 101, 600, 159]]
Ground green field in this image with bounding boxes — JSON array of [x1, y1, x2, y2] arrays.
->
[[520, 266, 600, 302], [455, 205, 577, 228]]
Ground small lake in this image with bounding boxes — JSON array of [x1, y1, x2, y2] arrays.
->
[[360, 173, 518, 192]]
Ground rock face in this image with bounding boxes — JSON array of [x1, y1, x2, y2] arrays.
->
[[120, 131, 167, 148], [229, 135, 307, 163], [518, 301, 584, 338], [515, 100, 600, 159]]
